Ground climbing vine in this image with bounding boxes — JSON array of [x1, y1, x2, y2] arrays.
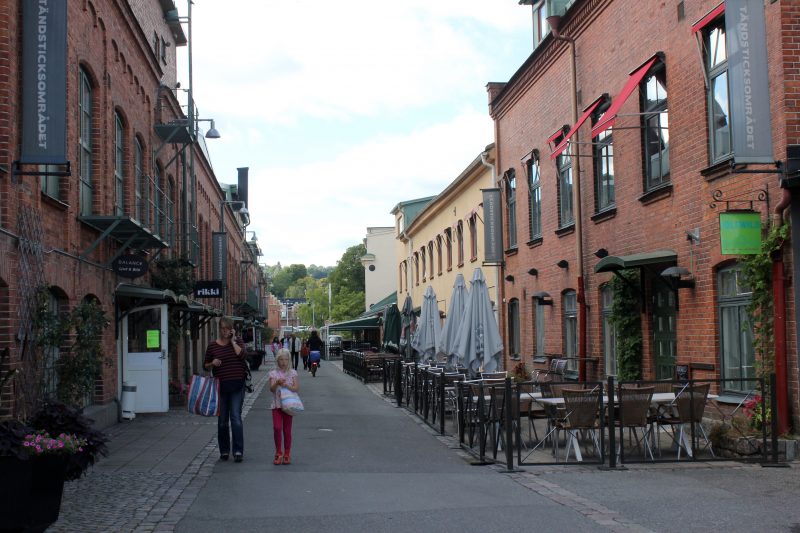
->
[[739, 220, 790, 377], [609, 270, 643, 381]]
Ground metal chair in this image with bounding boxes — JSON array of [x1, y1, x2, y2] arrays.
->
[[555, 388, 602, 462], [659, 383, 714, 458]]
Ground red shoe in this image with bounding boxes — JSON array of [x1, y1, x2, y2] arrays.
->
[[282, 453, 291, 465], [273, 453, 283, 465]]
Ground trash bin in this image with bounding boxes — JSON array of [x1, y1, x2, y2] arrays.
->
[[121, 382, 136, 420]]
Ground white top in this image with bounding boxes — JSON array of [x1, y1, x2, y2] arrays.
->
[[268, 368, 298, 409]]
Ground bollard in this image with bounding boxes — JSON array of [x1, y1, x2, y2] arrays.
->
[[121, 382, 137, 420]]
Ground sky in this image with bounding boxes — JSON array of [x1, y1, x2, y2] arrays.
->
[[179, 1, 534, 268]]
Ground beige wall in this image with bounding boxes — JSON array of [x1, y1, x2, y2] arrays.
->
[[396, 147, 500, 320], [363, 227, 396, 310]]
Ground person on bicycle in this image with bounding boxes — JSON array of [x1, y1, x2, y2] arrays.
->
[[306, 330, 324, 373]]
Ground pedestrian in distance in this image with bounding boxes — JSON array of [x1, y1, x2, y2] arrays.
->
[[270, 337, 281, 361], [269, 349, 299, 465], [204, 317, 247, 463], [288, 333, 302, 370]]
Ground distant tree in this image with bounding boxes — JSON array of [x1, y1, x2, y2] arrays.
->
[[297, 281, 330, 328], [270, 263, 307, 298], [332, 286, 364, 322], [307, 264, 334, 279], [329, 244, 366, 297]]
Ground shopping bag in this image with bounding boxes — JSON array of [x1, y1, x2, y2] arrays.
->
[[279, 387, 304, 416], [187, 374, 220, 416]]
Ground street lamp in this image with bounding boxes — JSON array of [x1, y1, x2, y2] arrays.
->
[[547, 14, 588, 381]]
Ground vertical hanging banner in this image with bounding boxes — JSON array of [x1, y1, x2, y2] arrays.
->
[[726, 0, 773, 164], [212, 232, 227, 282], [21, 0, 68, 165], [482, 188, 504, 265]]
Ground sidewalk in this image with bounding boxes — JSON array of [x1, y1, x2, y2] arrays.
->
[[50, 358, 277, 533]]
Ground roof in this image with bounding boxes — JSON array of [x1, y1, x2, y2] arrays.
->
[[360, 291, 397, 318]]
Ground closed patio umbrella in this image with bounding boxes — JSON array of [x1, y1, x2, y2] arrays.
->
[[400, 293, 416, 361], [451, 268, 503, 376], [437, 273, 468, 369], [412, 286, 442, 364], [381, 303, 401, 353]]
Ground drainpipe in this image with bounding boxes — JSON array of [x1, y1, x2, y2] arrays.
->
[[549, 16, 587, 381], [772, 188, 791, 435], [481, 147, 503, 368]]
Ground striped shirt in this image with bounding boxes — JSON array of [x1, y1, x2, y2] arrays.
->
[[204, 341, 247, 383]]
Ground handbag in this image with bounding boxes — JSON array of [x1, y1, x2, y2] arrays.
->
[[244, 366, 254, 394], [187, 374, 220, 416], [279, 387, 304, 416]]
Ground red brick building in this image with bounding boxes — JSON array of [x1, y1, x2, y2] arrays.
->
[[492, 0, 798, 431], [0, 0, 264, 425]]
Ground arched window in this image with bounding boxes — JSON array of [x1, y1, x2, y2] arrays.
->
[[444, 228, 453, 270], [114, 112, 125, 216], [508, 298, 520, 357], [436, 236, 443, 275], [456, 221, 464, 266], [563, 290, 577, 373], [428, 241, 434, 278], [469, 214, 478, 261], [420, 247, 427, 282], [718, 264, 754, 393], [528, 154, 541, 240], [505, 169, 517, 247], [78, 68, 93, 216]]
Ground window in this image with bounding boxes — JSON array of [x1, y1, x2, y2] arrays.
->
[[531, 1, 549, 47], [134, 138, 146, 223], [41, 289, 64, 399], [557, 147, 573, 228], [593, 112, 615, 212], [706, 20, 731, 162], [445, 228, 452, 270], [114, 113, 125, 215], [601, 285, 616, 376], [153, 164, 162, 236], [563, 290, 577, 373], [468, 215, 478, 260], [641, 62, 669, 189], [534, 298, 545, 357], [40, 165, 60, 199], [508, 299, 520, 358], [436, 236, 443, 275], [427, 242, 434, 278], [421, 247, 427, 281], [456, 221, 464, 266], [160, 37, 167, 64], [505, 169, 517, 247], [78, 68, 93, 216], [413, 252, 420, 286], [167, 177, 175, 246], [718, 265, 755, 393], [399, 261, 406, 293], [528, 155, 542, 240]]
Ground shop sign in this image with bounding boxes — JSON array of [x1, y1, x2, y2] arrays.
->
[[112, 255, 148, 279], [720, 212, 762, 255], [194, 280, 223, 298]]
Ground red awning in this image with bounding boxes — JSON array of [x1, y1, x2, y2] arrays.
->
[[549, 95, 607, 160], [591, 54, 660, 139], [692, 2, 724, 33], [547, 126, 566, 145]]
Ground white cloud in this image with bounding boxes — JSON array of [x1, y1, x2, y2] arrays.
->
[[180, 1, 532, 267]]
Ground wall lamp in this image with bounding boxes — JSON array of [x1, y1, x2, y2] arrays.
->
[[196, 118, 220, 139], [557, 259, 569, 269], [594, 248, 609, 259], [504, 274, 515, 283], [532, 291, 553, 306], [661, 266, 695, 289], [527, 268, 538, 276]]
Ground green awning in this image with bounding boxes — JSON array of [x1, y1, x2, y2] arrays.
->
[[359, 291, 397, 318], [594, 250, 677, 273], [115, 283, 177, 303], [328, 315, 381, 331]]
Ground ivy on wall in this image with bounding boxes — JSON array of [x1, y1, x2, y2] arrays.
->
[[609, 270, 643, 381]]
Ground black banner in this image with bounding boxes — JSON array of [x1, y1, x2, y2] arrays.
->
[[482, 188, 504, 265], [194, 280, 223, 299], [21, 0, 68, 164]]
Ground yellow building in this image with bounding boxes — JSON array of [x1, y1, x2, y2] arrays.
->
[[392, 144, 500, 324]]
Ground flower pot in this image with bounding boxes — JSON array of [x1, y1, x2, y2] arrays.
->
[[0, 455, 66, 533]]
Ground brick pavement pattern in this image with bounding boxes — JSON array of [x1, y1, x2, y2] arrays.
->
[[49, 361, 273, 533]]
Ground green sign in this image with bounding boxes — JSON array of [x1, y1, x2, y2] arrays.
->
[[146, 330, 160, 349], [720, 212, 762, 255]]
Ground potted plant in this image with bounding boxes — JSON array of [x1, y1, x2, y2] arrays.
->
[[0, 401, 108, 532]]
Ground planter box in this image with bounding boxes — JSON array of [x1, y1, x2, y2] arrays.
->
[[0, 455, 66, 532]]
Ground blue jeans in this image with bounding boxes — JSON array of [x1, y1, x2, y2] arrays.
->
[[218, 382, 245, 456]]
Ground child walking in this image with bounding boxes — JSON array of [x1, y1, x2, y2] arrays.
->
[[268, 349, 299, 465]]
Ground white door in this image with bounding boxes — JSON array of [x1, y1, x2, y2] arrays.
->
[[122, 304, 169, 413]]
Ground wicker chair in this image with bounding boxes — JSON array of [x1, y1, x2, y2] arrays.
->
[[615, 386, 655, 461], [554, 388, 602, 462], [659, 383, 714, 458]]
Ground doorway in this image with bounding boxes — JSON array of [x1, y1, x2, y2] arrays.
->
[[122, 304, 169, 412]]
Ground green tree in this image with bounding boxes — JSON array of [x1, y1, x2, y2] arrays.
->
[[329, 244, 366, 297], [332, 286, 364, 322], [271, 264, 307, 298], [307, 264, 334, 279], [297, 281, 330, 328]]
